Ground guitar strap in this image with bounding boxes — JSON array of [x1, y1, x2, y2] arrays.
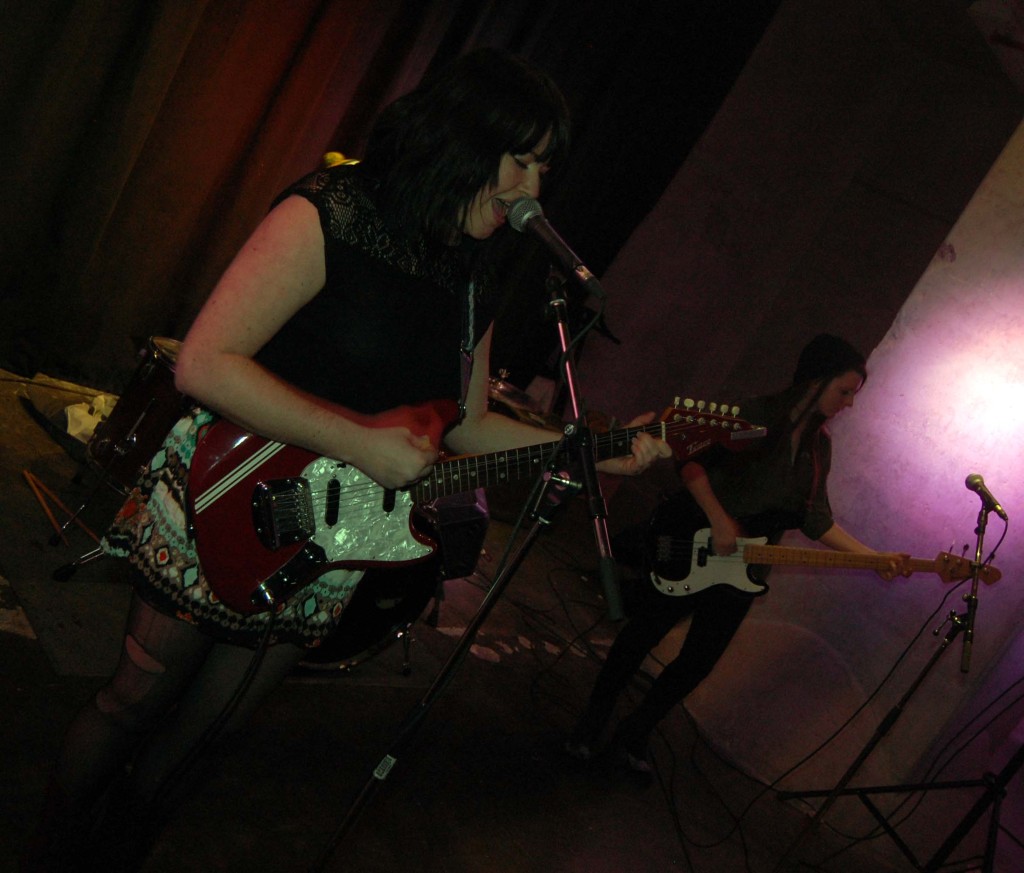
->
[[456, 278, 476, 426]]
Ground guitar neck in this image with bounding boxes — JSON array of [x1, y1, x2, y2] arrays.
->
[[412, 423, 657, 503], [412, 404, 766, 504], [741, 544, 900, 574], [740, 544, 999, 585]]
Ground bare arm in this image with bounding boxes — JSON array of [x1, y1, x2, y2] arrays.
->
[[817, 522, 901, 580], [817, 522, 876, 554], [174, 196, 437, 489], [444, 326, 671, 472], [443, 326, 559, 454], [680, 457, 899, 577]]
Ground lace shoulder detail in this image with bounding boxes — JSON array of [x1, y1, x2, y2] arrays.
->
[[281, 166, 465, 293]]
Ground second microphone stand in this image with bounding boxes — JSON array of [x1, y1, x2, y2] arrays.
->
[[773, 501, 1007, 872]]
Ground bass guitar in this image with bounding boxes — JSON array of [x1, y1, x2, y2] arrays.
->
[[188, 400, 766, 614], [648, 502, 1001, 598]]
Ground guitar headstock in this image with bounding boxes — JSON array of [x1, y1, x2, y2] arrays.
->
[[658, 398, 767, 461], [933, 552, 1001, 584]]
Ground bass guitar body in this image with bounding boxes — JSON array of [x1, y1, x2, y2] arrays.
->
[[646, 497, 775, 597]]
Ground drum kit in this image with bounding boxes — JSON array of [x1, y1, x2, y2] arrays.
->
[[57, 336, 492, 674], [486, 374, 563, 431], [85, 337, 191, 490], [49, 337, 190, 567]]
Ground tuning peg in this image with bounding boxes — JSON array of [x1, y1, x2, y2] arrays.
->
[[684, 398, 695, 409], [696, 400, 706, 411], [709, 402, 718, 412], [731, 405, 740, 416], [673, 395, 681, 407]]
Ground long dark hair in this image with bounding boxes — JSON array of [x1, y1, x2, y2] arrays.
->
[[361, 47, 571, 245]]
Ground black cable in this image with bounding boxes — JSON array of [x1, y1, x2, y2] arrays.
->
[[454, 520, 990, 872], [481, 534, 744, 871]]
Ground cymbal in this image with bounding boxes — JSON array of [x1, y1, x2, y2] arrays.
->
[[513, 408, 565, 432], [487, 377, 542, 413]]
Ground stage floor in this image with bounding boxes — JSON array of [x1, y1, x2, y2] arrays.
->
[[0, 368, 906, 872]]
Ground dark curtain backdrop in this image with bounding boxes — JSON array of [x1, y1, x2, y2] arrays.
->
[[0, 0, 780, 393]]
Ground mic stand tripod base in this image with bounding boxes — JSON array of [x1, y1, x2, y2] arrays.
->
[[770, 611, 967, 873], [773, 501, 998, 872]]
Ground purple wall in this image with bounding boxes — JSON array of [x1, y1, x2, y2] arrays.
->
[[583, 0, 1024, 861]]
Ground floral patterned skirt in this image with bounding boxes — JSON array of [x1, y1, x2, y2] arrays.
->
[[102, 408, 362, 649]]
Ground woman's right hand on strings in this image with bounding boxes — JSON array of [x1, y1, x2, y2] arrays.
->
[[681, 461, 741, 556], [345, 427, 438, 490], [709, 515, 742, 556]]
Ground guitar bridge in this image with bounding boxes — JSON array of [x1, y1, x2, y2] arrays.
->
[[252, 478, 315, 549], [654, 536, 673, 562], [251, 541, 328, 609]]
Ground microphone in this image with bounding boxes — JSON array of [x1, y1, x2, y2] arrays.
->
[[965, 473, 1008, 521], [507, 198, 605, 299]]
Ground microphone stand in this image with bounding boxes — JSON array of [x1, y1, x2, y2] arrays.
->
[[959, 503, 988, 674], [310, 287, 624, 869], [545, 268, 625, 621], [772, 503, 1004, 872], [310, 433, 582, 872]]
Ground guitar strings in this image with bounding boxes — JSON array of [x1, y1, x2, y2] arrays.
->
[[652, 538, 903, 572], [651, 537, 749, 566]]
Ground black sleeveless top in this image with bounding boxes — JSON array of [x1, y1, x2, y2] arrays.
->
[[256, 163, 497, 417]]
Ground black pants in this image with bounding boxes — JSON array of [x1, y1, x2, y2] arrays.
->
[[574, 582, 753, 750]]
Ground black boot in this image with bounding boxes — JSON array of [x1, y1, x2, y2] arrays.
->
[[610, 715, 654, 782]]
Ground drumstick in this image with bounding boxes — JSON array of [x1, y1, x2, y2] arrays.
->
[[26, 472, 101, 544], [22, 470, 69, 545]]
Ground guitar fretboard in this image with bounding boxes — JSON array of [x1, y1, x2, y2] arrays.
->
[[410, 408, 766, 504], [412, 424, 653, 502], [739, 544, 1000, 585], [742, 544, 900, 573]]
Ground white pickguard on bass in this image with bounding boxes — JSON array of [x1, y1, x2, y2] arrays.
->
[[649, 528, 771, 596]]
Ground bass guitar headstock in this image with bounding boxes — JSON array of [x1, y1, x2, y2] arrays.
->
[[933, 552, 1001, 585]]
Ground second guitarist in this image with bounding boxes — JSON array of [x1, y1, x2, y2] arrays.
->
[[566, 333, 900, 775]]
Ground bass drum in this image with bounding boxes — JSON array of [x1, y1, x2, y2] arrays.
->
[[87, 337, 191, 490], [298, 552, 443, 673]]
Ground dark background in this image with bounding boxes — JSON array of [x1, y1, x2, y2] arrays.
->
[[0, 0, 783, 392]]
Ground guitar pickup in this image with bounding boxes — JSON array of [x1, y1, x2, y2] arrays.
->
[[252, 478, 315, 550], [696, 544, 709, 567]]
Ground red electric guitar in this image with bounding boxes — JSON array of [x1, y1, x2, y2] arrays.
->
[[187, 399, 766, 614]]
